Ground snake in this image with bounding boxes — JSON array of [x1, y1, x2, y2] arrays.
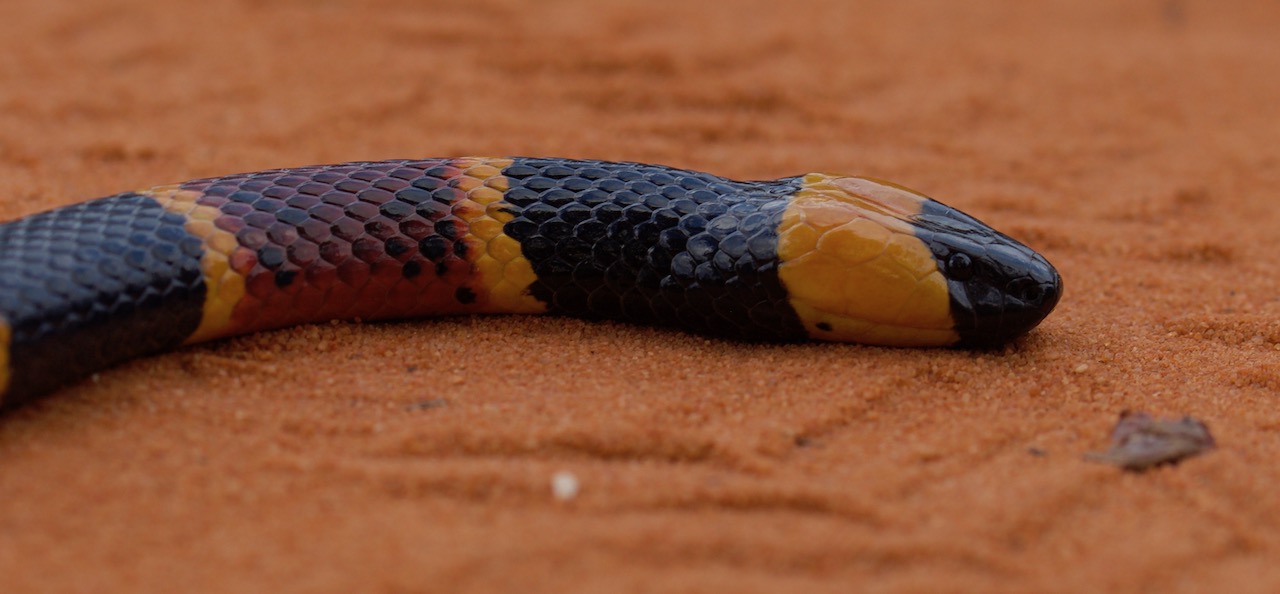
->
[[0, 157, 1061, 408]]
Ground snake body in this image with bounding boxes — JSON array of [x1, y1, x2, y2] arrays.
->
[[0, 157, 1061, 407]]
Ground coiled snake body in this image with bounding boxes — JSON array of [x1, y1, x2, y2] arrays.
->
[[0, 157, 1061, 407]]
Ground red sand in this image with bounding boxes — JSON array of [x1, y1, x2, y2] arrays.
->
[[3, 1, 1280, 592]]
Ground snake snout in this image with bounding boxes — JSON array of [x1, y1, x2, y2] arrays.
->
[[993, 256, 1063, 344], [912, 199, 1063, 346]]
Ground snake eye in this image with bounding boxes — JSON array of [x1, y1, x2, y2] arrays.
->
[[946, 253, 973, 281]]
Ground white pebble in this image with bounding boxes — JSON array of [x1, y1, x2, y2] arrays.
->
[[551, 471, 579, 501]]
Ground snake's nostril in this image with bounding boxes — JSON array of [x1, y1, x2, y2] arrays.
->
[[1022, 283, 1043, 303], [1006, 278, 1038, 304], [1007, 277, 1059, 307], [1040, 281, 1060, 305]]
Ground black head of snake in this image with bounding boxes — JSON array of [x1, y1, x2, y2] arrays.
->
[[910, 196, 1062, 346]]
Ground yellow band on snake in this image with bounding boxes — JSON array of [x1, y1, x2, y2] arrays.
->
[[777, 174, 958, 346]]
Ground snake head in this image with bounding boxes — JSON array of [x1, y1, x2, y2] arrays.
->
[[776, 174, 1062, 347], [910, 198, 1063, 346]]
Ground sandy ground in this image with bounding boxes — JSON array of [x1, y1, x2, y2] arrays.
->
[[2, 0, 1280, 592]]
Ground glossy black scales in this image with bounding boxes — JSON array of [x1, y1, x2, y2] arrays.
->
[[0, 194, 206, 405], [912, 199, 1063, 346], [500, 158, 809, 340]]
